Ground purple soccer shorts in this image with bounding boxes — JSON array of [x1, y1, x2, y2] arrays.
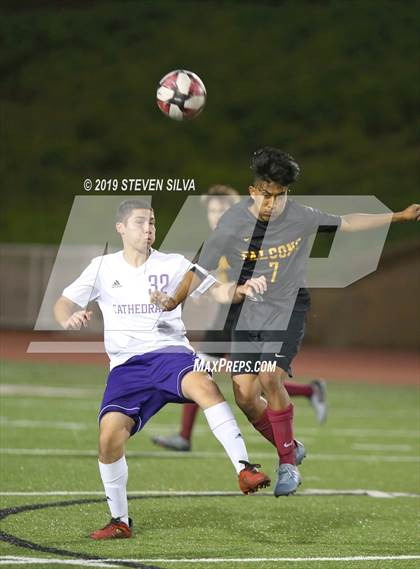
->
[[99, 347, 199, 435]]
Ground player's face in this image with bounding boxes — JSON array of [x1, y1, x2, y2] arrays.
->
[[117, 208, 156, 251], [249, 181, 288, 222], [207, 197, 231, 230]]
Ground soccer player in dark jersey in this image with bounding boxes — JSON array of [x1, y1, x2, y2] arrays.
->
[[151, 147, 420, 496], [152, 185, 327, 453]]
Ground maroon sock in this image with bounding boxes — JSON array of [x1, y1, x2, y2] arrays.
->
[[180, 403, 200, 441], [285, 381, 313, 398], [267, 404, 295, 465], [251, 409, 276, 446]]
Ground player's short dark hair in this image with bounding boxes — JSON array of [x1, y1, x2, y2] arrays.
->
[[200, 184, 240, 207], [116, 199, 153, 223], [250, 147, 300, 187]]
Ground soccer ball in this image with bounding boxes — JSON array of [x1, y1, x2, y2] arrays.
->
[[156, 69, 207, 121]]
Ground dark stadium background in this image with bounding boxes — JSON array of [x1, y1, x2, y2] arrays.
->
[[1, 0, 419, 354]]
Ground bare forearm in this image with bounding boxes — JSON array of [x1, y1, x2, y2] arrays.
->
[[209, 276, 267, 304], [54, 296, 91, 330], [341, 203, 420, 232], [340, 212, 393, 232], [54, 296, 75, 327], [210, 282, 239, 304]]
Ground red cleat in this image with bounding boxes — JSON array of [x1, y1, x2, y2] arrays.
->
[[90, 517, 132, 540], [238, 461, 271, 494]]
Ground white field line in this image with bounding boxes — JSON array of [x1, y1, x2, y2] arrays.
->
[[300, 427, 419, 439], [0, 418, 88, 431], [0, 489, 418, 499], [298, 408, 419, 418], [3, 555, 419, 565], [0, 384, 100, 398], [0, 558, 118, 567], [110, 555, 420, 564], [0, 447, 418, 463], [351, 443, 413, 451], [0, 399, 99, 411]]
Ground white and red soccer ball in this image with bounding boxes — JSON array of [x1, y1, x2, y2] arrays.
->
[[156, 69, 207, 121]]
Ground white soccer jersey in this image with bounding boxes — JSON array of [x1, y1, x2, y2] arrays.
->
[[62, 250, 195, 369]]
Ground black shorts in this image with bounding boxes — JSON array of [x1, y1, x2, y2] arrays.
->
[[229, 308, 307, 377]]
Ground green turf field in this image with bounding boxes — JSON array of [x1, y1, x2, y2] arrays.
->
[[0, 360, 419, 569]]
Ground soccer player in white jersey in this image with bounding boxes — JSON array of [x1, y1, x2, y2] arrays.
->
[[54, 199, 270, 540]]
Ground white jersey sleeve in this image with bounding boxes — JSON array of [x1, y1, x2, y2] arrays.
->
[[164, 255, 194, 297], [62, 257, 102, 308], [165, 258, 217, 299], [189, 264, 218, 298]]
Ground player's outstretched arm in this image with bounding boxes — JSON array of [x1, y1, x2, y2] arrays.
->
[[340, 203, 420, 232], [54, 296, 92, 330]]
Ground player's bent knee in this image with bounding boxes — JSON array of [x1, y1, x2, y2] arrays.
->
[[233, 386, 258, 415], [196, 377, 223, 403], [99, 430, 126, 462], [98, 427, 124, 449], [259, 371, 283, 393], [182, 372, 223, 407]]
